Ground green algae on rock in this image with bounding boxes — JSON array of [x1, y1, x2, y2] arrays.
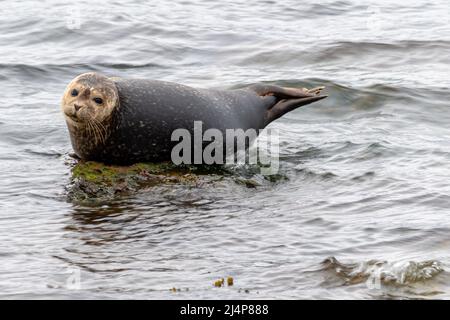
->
[[67, 161, 200, 202]]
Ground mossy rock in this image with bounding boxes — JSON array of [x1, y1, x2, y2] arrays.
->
[[67, 161, 204, 202], [71, 161, 179, 184], [66, 160, 286, 203]]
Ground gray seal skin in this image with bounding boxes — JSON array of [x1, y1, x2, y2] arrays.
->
[[61, 72, 327, 165]]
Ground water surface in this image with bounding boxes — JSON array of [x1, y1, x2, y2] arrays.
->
[[1, 0, 450, 299]]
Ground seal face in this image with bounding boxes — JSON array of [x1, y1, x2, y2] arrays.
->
[[62, 72, 326, 165], [61, 73, 119, 157]]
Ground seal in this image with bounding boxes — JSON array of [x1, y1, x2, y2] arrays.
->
[[61, 72, 327, 165]]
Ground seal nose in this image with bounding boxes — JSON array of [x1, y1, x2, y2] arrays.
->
[[74, 104, 82, 112]]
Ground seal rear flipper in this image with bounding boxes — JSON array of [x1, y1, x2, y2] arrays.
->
[[265, 95, 327, 124], [249, 84, 325, 99], [249, 84, 327, 124]]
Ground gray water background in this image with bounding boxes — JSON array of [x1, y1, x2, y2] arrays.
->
[[0, 0, 450, 299]]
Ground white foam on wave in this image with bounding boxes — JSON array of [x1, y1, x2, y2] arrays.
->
[[322, 257, 444, 286]]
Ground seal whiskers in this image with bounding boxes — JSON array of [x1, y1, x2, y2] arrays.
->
[[94, 118, 110, 144], [89, 119, 106, 145]]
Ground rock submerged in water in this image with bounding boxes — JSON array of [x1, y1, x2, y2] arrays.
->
[[67, 161, 203, 202], [66, 160, 284, 203]]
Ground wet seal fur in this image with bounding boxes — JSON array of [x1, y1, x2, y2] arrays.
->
[[61, 72, 327, 165]]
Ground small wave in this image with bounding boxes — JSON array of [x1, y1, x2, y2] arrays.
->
[[308, 1, 357, 16], [24, 148, 64, 158], [322, 257, 444, 286], [295, 167, 338, 180], [0, 62, 167, 77], [311, 40, 450, 63]]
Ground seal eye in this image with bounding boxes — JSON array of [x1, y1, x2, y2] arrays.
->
[[71, 89, 78, 97], [93, 97, 103, 105]]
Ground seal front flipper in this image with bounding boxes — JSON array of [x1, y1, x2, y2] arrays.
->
[[248, 84, 327, 125]]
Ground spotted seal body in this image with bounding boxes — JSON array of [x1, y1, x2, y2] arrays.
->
[[61, 72, 326, 165]]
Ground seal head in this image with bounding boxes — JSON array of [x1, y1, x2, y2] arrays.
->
[[61, 72, 119, 158]]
